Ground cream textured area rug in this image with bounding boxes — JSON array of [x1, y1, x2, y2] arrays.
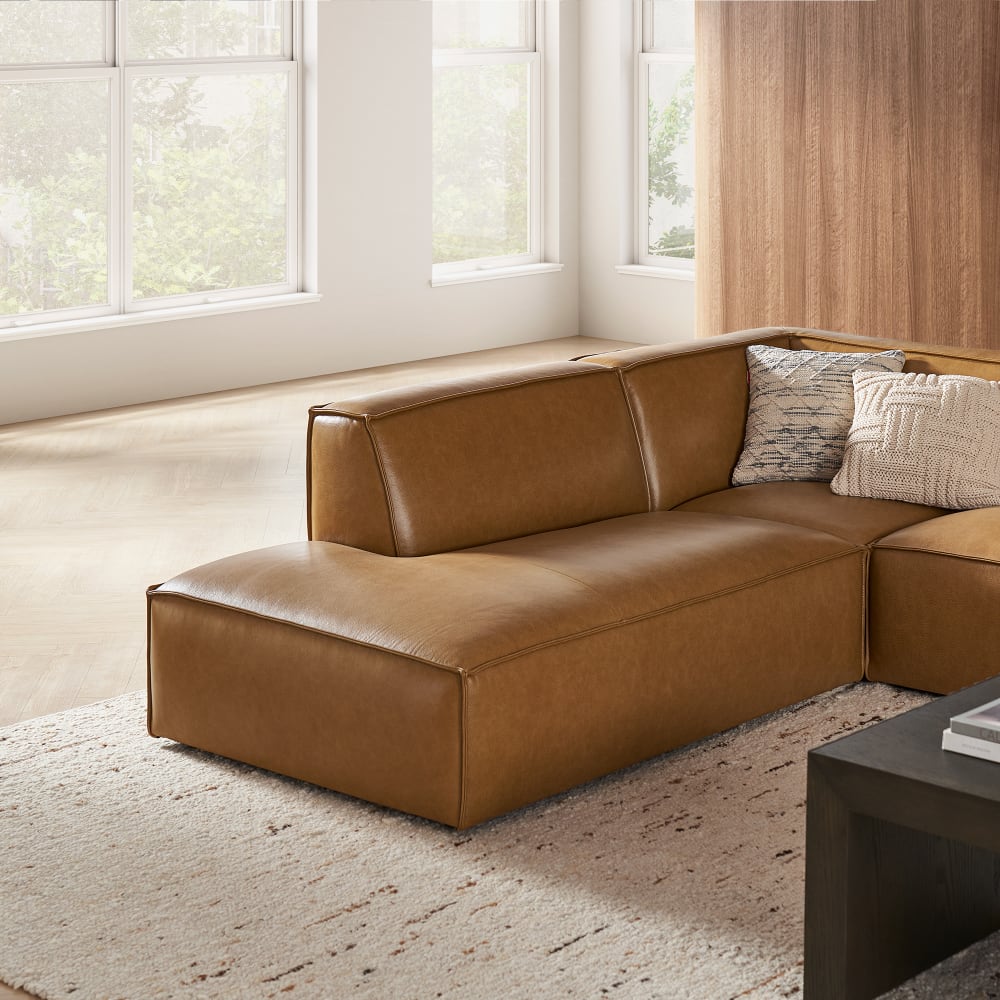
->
[[2, 683, 999, 1000]]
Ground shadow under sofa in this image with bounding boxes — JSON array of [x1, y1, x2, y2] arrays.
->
[[146, 326, 1000, 829]]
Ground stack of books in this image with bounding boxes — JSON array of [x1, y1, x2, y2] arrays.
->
[[942, 695, 1000, 762]]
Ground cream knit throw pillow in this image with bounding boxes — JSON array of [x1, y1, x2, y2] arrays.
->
[[831, 371, 1000, 509]]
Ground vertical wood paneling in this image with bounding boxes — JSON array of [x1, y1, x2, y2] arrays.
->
[[984, 12, 1000, 347], [698, 0, 1000, 350]]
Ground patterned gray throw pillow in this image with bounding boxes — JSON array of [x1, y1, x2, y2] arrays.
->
[[731, 344, 907, 485]]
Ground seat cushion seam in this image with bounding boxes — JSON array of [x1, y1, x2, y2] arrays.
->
[[873, 543, 1000, 567], [469, 547, 864, 673]]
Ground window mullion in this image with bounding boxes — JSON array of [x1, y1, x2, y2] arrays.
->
[[282, 0, 295, 60], [109, 66, 124, 316], [636, 53, 651, 266], [524, 0, 537, 53], [120, 65, 133, 312], [114, 1, 126, 315], [530, 46, 542, 262], [104, 1, 116, 65], [286, 60, 300, 298]]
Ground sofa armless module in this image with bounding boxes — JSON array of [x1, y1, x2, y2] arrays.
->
[[147, 329, 1000, 828], [147, 349, 869, 828]]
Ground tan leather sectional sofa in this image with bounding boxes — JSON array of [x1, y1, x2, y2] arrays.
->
[[146, 327, 1000, 828]]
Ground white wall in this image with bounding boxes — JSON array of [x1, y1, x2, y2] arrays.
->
[[0, 1, 580, 426], [577, 0, 695, 344]]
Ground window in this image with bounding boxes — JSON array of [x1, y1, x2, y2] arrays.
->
[[432, 1, 542, 276], [0, 0, 299, 332], [637, 0, 695, 269]]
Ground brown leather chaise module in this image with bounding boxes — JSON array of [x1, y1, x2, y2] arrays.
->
[[147, 328, 1000, 828]]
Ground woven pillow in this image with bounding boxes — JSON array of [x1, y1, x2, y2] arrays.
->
[[731, 345, 906, 485], [831, 371, 1000, 509]]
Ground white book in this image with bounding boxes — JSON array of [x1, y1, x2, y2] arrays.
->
[[942, 727, 1000, 763], [950, 693, 1000, 743]]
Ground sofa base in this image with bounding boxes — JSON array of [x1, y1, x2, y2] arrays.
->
[[148, 514, 866, 828]]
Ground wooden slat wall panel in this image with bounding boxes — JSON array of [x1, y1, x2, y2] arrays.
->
[[697, 0, 1000, 350]]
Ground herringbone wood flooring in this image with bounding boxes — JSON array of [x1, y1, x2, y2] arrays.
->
[[0, 336, 634, 1000]]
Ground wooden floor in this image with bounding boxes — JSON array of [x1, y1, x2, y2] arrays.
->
[[0, 335, 634, 999]]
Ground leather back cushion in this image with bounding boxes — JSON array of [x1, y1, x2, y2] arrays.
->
[[308, 362, 650, 556], [585, 330, 789, 509]]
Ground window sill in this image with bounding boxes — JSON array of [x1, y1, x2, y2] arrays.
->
[[431, 262, 564, 287], [615, 264, 695, 282], [0, 292, 323, 344]]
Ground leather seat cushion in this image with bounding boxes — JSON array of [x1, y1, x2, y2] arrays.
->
[[676, 481, 945, 546], [151, 511, 859, 670]]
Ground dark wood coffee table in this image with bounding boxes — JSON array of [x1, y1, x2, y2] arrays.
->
[[804, 675, 1000, 1000]]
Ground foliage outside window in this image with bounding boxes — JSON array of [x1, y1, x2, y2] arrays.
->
[[0, 0, 298, 332], [640, 0, 695, 267], [432, 1, 541, 273]]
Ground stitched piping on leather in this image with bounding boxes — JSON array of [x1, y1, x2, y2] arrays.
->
[[305, 411, 316, 541], [615, 368, 653, 511], [145, 585, 160, 737], [860, 547, 870, 678], [150, 590, 466, 674], [468, 547, 866, 674], [458, 673, 469, 829], [364, 415, 400, 557], [492, 558, 607, 597], [316, 368, 612, 421], [873, 544, 1000, 568]]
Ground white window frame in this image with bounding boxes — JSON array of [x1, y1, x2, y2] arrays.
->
[[0, 0, 305, 335], [633, 0, 695, 274], [431, 1, 555, 283]]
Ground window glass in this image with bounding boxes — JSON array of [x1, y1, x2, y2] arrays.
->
[[131, 71, 289, 299], [649, 0, 695, 53], [642, 0, 695, 265], [433, 1, 530, 50], [646, 61, 694, 260], [433, 62, 531, 265], [0, 79, 109, 317], [127, 0, 284, 61], [0, 1, 106, 65], [0, 0, 298, 331]]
